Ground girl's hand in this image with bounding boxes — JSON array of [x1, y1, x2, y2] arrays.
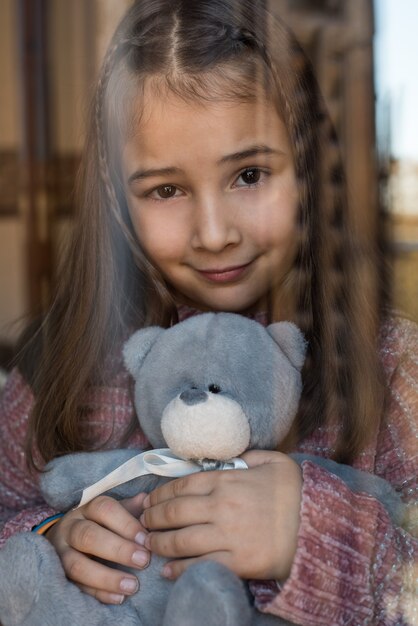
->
[[46, 493, 150, 605], [140, 451, 302, 582]]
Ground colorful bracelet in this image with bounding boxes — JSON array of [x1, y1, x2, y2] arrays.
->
[[32, 513, 64, 535]]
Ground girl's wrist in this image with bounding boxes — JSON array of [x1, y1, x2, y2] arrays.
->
[[31, 513, 64, 535]]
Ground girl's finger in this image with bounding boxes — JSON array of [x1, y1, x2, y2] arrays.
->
[[144, 471, 222, 508], [79, 584, 126, 606], [120, 492, 148, 517], [144, 524, 220, 558], [68, 519, 150, 569], [241, 449, 287, 468], [140, 495, 213, 530], [60, 547, 140, 597], [84, 495, 148, 543], [160, 552, 231, 581]]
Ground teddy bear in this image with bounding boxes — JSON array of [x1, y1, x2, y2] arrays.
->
[[0, 313, 405, 626]]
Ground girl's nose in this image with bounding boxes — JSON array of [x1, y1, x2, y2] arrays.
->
[[191, 195, 241, 252]]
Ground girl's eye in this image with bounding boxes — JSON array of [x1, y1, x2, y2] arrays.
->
[[150, 185, 179, 199], [235, 167, 264, 187]]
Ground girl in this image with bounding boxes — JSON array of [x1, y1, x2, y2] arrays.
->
[[1, 1, 417, 624]]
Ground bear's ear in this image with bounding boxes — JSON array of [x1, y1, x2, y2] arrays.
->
[[123, 327, 164, 377], [266, 322, 307, 371]]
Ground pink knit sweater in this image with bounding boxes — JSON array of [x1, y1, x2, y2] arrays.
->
[[0, 315, 417, 625]]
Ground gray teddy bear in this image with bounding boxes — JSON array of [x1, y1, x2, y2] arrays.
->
[[0, 313, 404, 626]]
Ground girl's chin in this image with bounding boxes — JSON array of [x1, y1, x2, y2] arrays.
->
[[175, 294, 267, 316]]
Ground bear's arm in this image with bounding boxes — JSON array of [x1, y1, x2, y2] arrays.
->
[[40, 449, 169, 511]]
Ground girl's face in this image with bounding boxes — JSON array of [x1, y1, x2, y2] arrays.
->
[[122, 88, 299, 313]]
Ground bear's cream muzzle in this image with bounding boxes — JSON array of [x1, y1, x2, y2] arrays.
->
[[161, 393, 250, 461]]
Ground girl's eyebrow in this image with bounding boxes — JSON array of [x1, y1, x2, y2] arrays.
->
[[128, 166, 181, 185], [128, 145, 282, 185], [218, 144, 284, 164]]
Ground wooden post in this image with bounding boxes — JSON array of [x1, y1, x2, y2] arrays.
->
[[343, 0, 377, 242], [17, 0, 52, 316]]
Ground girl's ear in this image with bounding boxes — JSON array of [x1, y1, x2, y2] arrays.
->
[[266, 322, 307, 371], [123, 327, 164, 377]]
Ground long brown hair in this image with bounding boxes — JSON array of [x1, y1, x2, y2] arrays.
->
[[19, 0, 384, 467]]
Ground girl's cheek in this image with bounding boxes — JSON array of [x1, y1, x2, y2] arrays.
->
[[251, 206, 297, 243]]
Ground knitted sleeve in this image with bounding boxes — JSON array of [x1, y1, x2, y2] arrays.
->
[[0, 368, 56, 547], [255, 323, 418, 625]]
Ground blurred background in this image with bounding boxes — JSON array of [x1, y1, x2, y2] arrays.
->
[[0, 0, 417, 372]]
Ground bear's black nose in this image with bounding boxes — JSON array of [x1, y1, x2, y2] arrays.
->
[[179, 389, 208, 405]]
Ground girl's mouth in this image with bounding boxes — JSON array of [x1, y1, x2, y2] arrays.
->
[[196, 261, 253, 283]]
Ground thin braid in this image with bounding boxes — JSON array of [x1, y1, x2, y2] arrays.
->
[[94, 38, 177, 323], [95, 40, 138, 250], [263, 44, 317, 327]]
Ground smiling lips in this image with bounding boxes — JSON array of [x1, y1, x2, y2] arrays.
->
[[196, 261, 253, 283]]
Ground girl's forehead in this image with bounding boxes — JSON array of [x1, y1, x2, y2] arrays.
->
[[127, 83, 286, 144]]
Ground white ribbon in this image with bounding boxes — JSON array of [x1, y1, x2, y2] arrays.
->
[[77, 448, 248, 508]]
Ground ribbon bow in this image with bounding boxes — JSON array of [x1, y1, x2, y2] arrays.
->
[[77, 448, 248, 508]]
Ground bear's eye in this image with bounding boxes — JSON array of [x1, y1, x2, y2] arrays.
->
[[208, 384, 221, 394]]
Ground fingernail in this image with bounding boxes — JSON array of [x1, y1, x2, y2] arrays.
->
[[143, 495, 150, 508], [120, 578, 139, 594], [135, 531, 147, 546], [161, 564, 172, 579], [132, 550, 149, 567], [109, 593, 125, 604]]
